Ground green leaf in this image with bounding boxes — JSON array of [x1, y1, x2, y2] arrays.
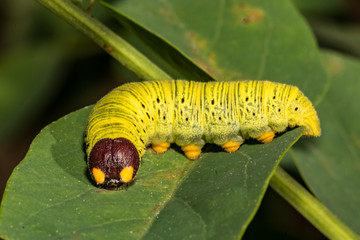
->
[[292, 50, 360, 234], [142, 130, 303, 240], [1, 0, 334, 239], [101, 0, 327, 102], [0, 105, 303, 239]]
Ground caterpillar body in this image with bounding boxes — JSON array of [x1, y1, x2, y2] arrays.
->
[[85, 80, 320, 187]]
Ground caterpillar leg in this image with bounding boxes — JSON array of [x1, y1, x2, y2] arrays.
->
[[222, 141, 242, 153], [152, 142, 170, 154], [181, 144, 202, 160], [257, 131, 276, 143]]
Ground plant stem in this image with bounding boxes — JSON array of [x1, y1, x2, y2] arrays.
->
[[35, 0, 171, 80], [270, 166, 359, 240]]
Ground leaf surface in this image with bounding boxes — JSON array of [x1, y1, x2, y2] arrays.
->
[[0, 106, 303, 239], [101, 0, 327, 102], [292, 51, 360, 234], [0, 0, 329, 239]]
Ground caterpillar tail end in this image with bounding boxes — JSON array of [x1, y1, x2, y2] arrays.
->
[[88, 138, 140, 188]]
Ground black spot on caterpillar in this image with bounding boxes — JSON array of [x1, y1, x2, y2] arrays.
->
[[85, 80, 320, 187]]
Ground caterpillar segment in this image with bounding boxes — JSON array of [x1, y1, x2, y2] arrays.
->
[[86, 80, 320, 187]]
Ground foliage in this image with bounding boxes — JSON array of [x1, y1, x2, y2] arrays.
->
[[0, 0, 359, 239]]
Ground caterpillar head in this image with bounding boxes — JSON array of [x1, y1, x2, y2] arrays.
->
[[88, 138, 140, 188], [287, 94, 321, 137]]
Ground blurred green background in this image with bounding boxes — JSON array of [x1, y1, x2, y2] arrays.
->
[[0, 0, 359, 239]]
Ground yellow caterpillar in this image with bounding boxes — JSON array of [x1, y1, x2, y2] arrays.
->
[[85, 80, 320, 187]]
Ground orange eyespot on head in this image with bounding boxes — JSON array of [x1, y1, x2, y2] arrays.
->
[[88, 138, 140, 188], [120, 166, 134, 183], [92, 168, 105, 184]]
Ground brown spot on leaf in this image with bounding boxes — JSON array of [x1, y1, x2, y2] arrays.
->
[[158, 7, 177, 24], [351, 134, 360, 150], [323, 54, 344, 76], [194, 58, 216, 76], [233, 3, 265, 24], [194, 55, 243, 81], [187, 31, 208, 56], [152, 205, 162, 214], [186, 32, 218, 76]]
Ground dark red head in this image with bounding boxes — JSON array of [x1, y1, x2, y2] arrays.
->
[[88, 138, 140, 188]]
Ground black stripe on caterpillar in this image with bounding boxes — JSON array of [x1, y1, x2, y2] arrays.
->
[[85, 80, 320, 187]]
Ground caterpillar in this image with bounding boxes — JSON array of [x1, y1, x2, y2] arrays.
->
[[85, 80, 320, 187]]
